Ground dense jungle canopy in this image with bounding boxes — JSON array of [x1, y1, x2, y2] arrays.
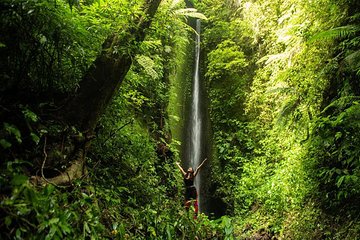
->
[[1, 0, 360, 239]]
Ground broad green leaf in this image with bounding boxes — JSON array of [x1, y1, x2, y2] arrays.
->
[[11, 174, 28, 186], [0, 139, 12, 149], [4, 123, 22, 143], [175, 8, 208, 20], [5, 216, 12, 227], [30, 133, 40, 144], [22, 108, 38, 122]]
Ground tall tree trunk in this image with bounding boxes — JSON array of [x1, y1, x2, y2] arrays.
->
[[33, 0, 162, 186], [63, 0, 162, 132]]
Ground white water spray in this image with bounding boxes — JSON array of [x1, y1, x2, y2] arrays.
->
[[190, 19, 202, 210]]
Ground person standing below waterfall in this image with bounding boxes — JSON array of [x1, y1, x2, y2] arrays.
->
[[176, 158, 207, 218]]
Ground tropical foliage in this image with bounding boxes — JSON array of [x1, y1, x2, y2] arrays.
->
[[1, 0, 360, 238], [197, 0, 360, 238]]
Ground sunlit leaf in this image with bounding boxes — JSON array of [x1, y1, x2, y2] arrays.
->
[[175, 8, 207, 20]]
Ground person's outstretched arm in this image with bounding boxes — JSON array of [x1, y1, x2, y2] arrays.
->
[[194, 158, 207, 177], [176, 162, 186, 176]]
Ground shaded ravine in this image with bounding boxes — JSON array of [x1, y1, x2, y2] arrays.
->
[[181, 18, 227, 217], [183, 19, 213, 213], [190, 19, 202, 209], [182, 17, 226, 216]]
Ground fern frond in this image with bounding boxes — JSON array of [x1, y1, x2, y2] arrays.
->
[[277, 96, 300, 124], [309, 25, 359, 42], [321, 96, 360, 115], [350, 13, 360, 21], [135, 55, 159, 80], [344, 50, 360, 71], [141, 40, 162, 51]]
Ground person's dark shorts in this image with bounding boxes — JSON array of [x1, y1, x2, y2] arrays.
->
[[185, 186, 197, 201]]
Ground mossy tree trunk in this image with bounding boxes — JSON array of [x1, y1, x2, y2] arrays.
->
[[63, 0, 162, 132], [34, 0, 162, 186]]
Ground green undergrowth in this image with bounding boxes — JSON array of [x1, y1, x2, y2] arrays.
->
[[196, 0, 360, 238], [0, 67, 232, 239], [0, 0, 232, 238], [0, 168, 233, 239]]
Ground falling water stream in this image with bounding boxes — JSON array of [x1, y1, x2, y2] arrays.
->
[[190, 19, 202, 210], [183, 18, 226, 217]]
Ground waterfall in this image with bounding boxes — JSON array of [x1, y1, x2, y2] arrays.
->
[[190, 19, 202, 210]]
